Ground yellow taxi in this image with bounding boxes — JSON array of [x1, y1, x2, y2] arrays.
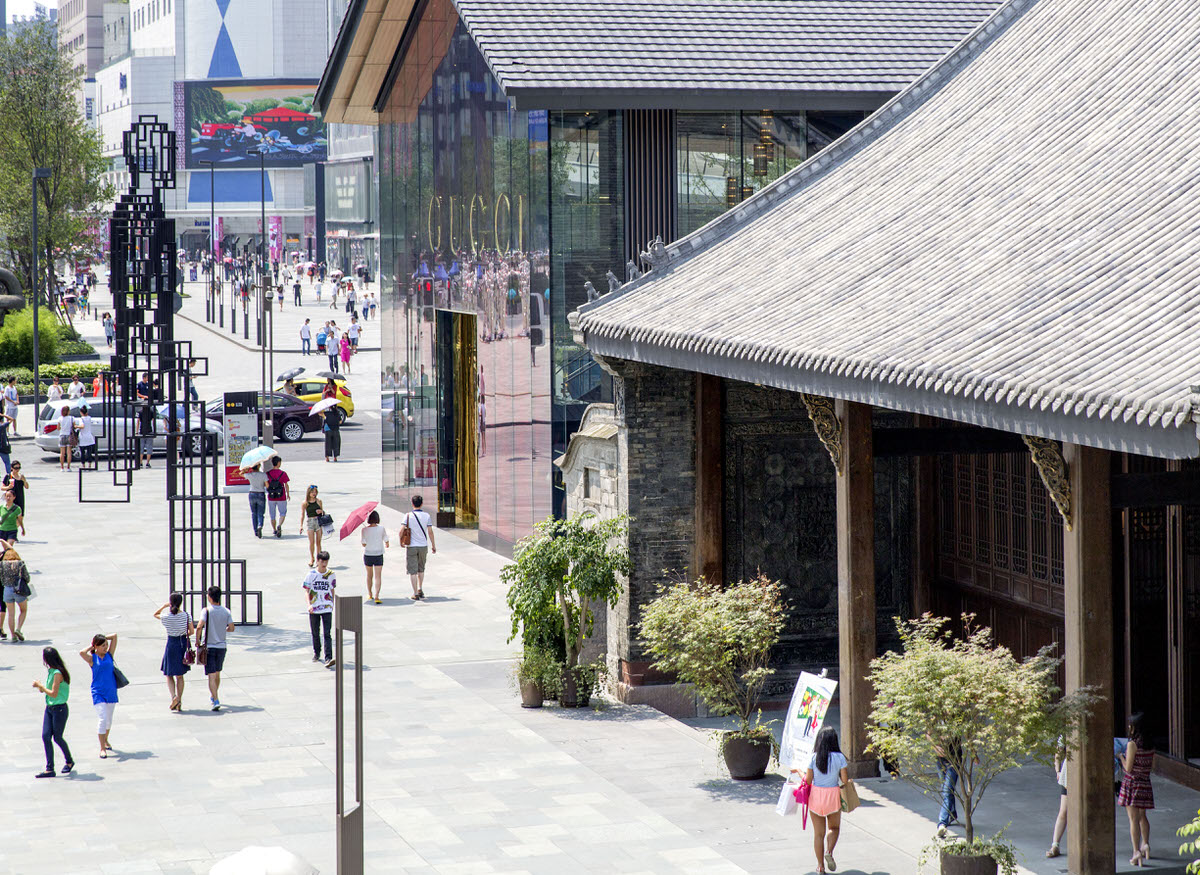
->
[[275, 375, 355, 424]]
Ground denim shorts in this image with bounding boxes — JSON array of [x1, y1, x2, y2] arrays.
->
[[2, 584, 26, 603], [363, 553, 383, 567]]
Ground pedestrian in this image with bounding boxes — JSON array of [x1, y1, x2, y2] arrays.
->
[[33, 647, 74, 777], [369, 294, 377, 320], [195, 585, 234, 711], [316, 323, 328, 357], [102, 312, 114, 348], [346, 283, 357, 315], [67, 374, 85, 400], [339, 334, 353, 375], [277, 283, 285, 310], [303, 550, 336, 667], [245, 461, 269, 538], [0, 412, 14, 475], [329, 282, 339, 310], [266, 456, 290, 538], [322, 405, 342, 463], [0, 489, 25, 543], [293, 278, 302, 306], [79, 633, 118, 758], [91, 373, 103, 398], [933, 733, 964, 837], [796, 726, 848, 875], [402, 494, 435, 600], [301, 485, 325, 566], [154, 592, 193, 711], [186, 359, 199, 402], [1, 542, 32, 641], [47, 377, 63, 403], [348, 316, 362, 351], [1118, 712, 1154, 866], [2, 461, 26, 512], [327, 328, 340, 374], [361, 510, 389, 604], [57, 404, 77, 471], [300, 319, 312, 355], [1046, 737, 1069, 858], [315, 279, 323, 303], [4, 376, 20, 436], [77, 406, 97, 470], [323, 378, 337, 400], [137, 397, 156, 469]]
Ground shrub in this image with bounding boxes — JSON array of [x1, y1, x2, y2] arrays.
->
[[1180, 809, 1200, 875], [0, 308, 60, 366]]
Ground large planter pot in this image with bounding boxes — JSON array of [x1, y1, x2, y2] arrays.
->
[[940, 853, 998, 875], [558, 668, 580, 708], [519, 681, 543, 709], [722, 736, 771, 780]]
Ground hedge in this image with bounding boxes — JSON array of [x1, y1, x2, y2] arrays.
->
[[0, 308, 60, 367], [0, 362, 112, 397]]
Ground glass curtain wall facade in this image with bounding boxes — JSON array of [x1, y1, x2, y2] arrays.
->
[[378, 0, 550, 550], [376, 0, 871, 551]]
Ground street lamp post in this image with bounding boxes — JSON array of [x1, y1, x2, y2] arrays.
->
[[259, 152, 273, 447], [31, 167, 52, 408], [199, 160, 222, 328]]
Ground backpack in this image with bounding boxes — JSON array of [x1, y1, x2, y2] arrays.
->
[[266, 472, 285, 500]]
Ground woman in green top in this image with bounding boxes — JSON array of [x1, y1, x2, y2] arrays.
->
[[0, 488, 24, 541], [32, 646, 73, 777], [300, 485, 326, 567]]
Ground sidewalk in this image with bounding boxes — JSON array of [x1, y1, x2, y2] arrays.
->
[[0, 283, 1196, 874]]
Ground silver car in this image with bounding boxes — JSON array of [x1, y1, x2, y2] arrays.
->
[[35, 397, 223, 460]]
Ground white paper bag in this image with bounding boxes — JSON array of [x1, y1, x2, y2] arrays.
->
[[776, 781, 799, 817]]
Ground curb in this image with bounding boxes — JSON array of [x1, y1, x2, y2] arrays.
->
[[174, 309, 381, 355]]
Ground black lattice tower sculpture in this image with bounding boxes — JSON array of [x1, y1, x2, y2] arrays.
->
[[92, 114, 261, 624]]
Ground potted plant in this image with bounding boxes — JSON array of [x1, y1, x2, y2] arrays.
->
[[867, 615, 1095, 875], [501, 513, 630, 707], [639, 574, 786, 780], [568, 657, 608, 707], [1179, 808, 1200, 874], [510, 648, 562, 709]]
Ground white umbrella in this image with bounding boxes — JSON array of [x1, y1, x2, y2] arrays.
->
[[237, 445, 278, 470], [209, 846, 318, 875], [309, 397, 339, 416]]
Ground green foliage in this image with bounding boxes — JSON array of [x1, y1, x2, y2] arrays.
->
[[189, 86, 229, 124], [510, 647, 563, 696], [501, 513, 630, 676], [0, 307, 59, 366], [1179, 809, 1200, 875], [0, 21, 113, 296], [639, 574, 787, 740], [58, 339, 97, 357], [0, 361, 107, 395], [570, 657, 609, 702], [867, 614, 1096, 845], [918, 831, 1017, 875]]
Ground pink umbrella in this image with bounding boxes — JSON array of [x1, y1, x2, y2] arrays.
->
[[339, 501, 379, 541]]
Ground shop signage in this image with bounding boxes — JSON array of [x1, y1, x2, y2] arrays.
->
[[424, 192, 526, 257], [268, 216, 283, 261], [221, 391, 258, 491], [779, 671, 839, 769]]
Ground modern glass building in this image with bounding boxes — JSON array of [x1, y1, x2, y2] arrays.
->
[[317, 0, 1000, 553]]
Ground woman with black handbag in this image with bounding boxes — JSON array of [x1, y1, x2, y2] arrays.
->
[[79, 633, 120, 758], [154, 593, 194, 712]]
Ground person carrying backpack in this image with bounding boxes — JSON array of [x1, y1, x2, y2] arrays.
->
[[266, 457, 290, 538]]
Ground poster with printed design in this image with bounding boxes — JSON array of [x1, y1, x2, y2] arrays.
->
[[222, 391, 258, 492], [780, 671, 838, 769], [269, 216, 283, 261]]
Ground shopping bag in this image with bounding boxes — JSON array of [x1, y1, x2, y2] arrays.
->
[[840, 779, 861, 813], [776, 782, 799, 817]]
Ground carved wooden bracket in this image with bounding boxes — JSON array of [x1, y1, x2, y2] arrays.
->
[[801, 394, 843, 474], [1022, 435, 1072, 530]]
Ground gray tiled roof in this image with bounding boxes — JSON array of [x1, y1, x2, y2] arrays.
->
[[453, 0, 1002, 109], [574, 0, 1200, 458]]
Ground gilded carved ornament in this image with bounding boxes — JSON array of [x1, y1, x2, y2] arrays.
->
[[801, 394, 843, 475], [1022, 435, 1072, 530]]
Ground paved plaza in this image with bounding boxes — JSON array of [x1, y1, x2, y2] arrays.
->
[[0, 284, 1195, 874]]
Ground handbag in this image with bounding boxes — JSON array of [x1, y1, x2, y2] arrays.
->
[[840, 779, 861, 813], [794, 780, 812, 829], [181, 614, 197, 666], [14, 562, 31, 598], [399, 513, 412, 547], [112, 664, 129, 689], [196, 605, 210, 667]]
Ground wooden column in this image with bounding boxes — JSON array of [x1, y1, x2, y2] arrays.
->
[[694, 373, 723, 584], [836, 400, 879, 778], [1062, 443, 1115, 875]]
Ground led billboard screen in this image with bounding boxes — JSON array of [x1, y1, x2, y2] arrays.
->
[[184, 80, 326, 168]]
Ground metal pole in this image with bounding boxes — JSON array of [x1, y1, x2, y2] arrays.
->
[[260, 154, 273, 447], [31, 168, 51, 409]]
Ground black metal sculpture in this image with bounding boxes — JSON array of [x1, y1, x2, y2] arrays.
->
[[93, 114, 261, 624]]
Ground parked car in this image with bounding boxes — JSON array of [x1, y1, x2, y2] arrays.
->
[[204, 392, 320, 443], [274, 377, 354, 424], [35, 398, 224, 460]]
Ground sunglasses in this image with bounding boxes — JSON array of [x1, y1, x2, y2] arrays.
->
[[309, 485, 318, 490]]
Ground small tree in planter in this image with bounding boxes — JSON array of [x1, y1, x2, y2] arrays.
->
[[639, 574, 786, 780], [501, 513, 630, 707], [868, 614, 1095, 874], [510, 648, 563, 709], [1179, 809, 1200, 875]]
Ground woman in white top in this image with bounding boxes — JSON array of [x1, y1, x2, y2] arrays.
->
[[46, 378, 63, 403], [153, 592, 194, 711], [361, 510, 389, 604], [56, 405, 77, 472], [77, 405, 97, 470]]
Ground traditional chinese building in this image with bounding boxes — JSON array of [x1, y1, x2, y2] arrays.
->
[[314, 0, 1000, 553], [571, 0, 1200, 871]]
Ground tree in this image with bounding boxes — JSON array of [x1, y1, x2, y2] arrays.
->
[[501, 513, 630, 704], [867, 614, 1096, 847], [1180, 810, 1200, 875], [0, 21, 112, 302], [189, 85, 228, 124]]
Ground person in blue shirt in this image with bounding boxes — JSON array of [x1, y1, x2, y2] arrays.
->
[[799, 727, 849, 874], [79, 633, 119, 759]]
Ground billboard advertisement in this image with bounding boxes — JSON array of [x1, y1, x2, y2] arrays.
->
[[221, 391, 259, 491], [268, 216, 283, 261], [780, 671, 839, 770], [184, 80, 326, 169]]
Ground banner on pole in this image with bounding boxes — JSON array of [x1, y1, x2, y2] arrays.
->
[[780, 671, 839, 770], [269, 216, 283, 261], [215, 216, 224, 255], [222, 390, 258, 491]]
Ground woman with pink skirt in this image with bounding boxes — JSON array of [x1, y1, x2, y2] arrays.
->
[[799, 727, 849, 873]]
